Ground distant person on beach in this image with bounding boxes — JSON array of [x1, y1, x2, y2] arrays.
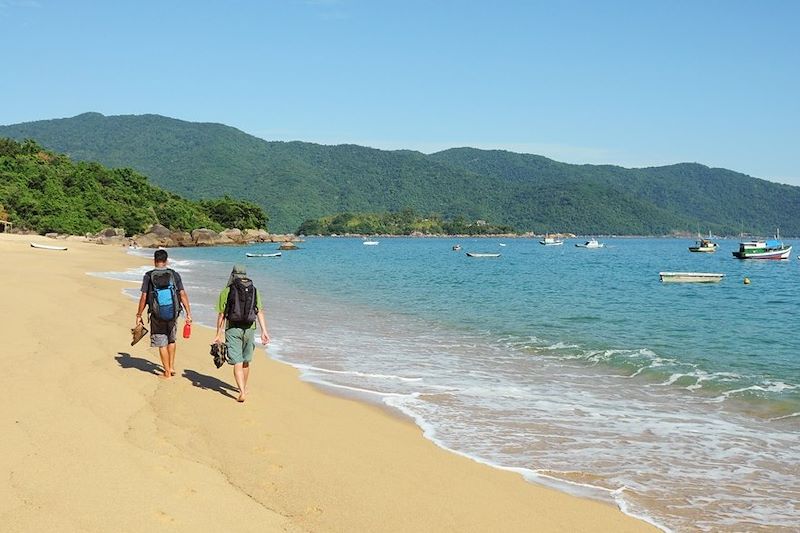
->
[[213, 264, 270, 402], [135, 249, 192, 378]]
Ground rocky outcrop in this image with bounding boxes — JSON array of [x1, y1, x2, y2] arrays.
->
[[123, 226, 294, 248], [145, 224, 171, 237], [242, 228, 269, 242], [169, 231, 193, 246], [99, 227, 125, 238], [133, 233, 172, 248]]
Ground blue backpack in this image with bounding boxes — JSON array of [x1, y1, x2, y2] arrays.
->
[[148, 269, 180, 321]]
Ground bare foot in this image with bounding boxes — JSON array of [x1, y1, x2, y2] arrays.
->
[[237, 393, 246, 403], [161, 372, 172, 380], [171, 371, 176, 376]]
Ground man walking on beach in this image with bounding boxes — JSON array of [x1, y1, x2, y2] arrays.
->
[[213, 265, 270, 402], [135, 249, 192, 378]]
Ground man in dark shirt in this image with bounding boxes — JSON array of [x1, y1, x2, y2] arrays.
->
[[135, 249, 192, 378]]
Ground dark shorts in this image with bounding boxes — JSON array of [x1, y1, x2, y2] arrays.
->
[[150, 318, 177, 348]]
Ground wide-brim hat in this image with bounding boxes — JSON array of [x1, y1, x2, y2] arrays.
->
[[227, 264, 248, 286]]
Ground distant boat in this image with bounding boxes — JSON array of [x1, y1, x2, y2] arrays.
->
[[689, 238, 718, 253], [498, 243, 507, 247], [452, 244, 462, 251], [539, 234, 564, 246], [246, 252, 281, 258], [363, 240, 379, 246], [732, 230, 791, 259], [659, 272, 725, 283], [466, 252, 501, 258], [689, 232, 718, 253], [30, 242, 67, 251], [575, 238, 605, 249]]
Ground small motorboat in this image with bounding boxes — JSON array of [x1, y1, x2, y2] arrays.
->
[[30, 242, 68, 251], [466, 252, 501, 258], [245, 252, 281, 258], [452, 244, 462, 251], [539, 234, 564, 246], [689, 238, 718, 253], [575, 238, 605, 249], [363, 240, 379, 246], [659, 272, 725, 283]]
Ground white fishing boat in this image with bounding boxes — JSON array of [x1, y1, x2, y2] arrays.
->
[[575, 238, 605, 249], [539, 234, 564, 246], [689, 231, 718, 253], [659, 272, 725, 283], [30, 242, 68, 251], [245, 252, 281, 258], [362, 240, 379, 246], [689, 238, 718, 253], [466, 252, 501, 258], [732, 230, 791, 259]]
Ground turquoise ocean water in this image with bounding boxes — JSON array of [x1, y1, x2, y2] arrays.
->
[[108, 237, 799, 532]]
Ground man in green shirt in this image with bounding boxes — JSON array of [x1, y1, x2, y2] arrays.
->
[[213, 265, 270, 403]]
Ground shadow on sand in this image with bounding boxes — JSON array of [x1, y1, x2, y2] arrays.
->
[[115, 352, 163, 376], [183, 369, 238, 400]]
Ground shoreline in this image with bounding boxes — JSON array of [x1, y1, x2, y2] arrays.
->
[[1, 233, 656, 532]]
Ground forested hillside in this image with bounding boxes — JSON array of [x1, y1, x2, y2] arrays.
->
[[0, 138, 267, 235], [2, 112, 798, 235]]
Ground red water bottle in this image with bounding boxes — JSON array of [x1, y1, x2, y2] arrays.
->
[[183, 322, 192, 339]]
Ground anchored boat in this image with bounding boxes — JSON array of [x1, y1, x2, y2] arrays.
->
[[539, 234, 564, 246], [575, 238, 605, 249], [732, 230, 791, 259], [659, 272, 724, 283], [689, 238, 718, 253], [466, 252, 501, 258], [245, 252, 281, 258]]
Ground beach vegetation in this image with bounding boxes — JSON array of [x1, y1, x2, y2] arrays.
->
[[0, 138, 269, 236]]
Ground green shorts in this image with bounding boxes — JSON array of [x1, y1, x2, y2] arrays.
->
[[225, 327, 255, 365]]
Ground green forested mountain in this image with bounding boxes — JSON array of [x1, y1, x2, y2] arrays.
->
[[0, 138, 267, 235], [297, 209, 515, 236], [2, 112, 798, 235]]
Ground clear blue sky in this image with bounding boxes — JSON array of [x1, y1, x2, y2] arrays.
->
[[1, 0, 798, 184]]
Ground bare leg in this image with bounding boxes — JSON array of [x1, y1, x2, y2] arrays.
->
[[233, 363, 246, 402], [167, 342, 177, 376], [242, 362, 250, 394], [158, 346, 172, 378]]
